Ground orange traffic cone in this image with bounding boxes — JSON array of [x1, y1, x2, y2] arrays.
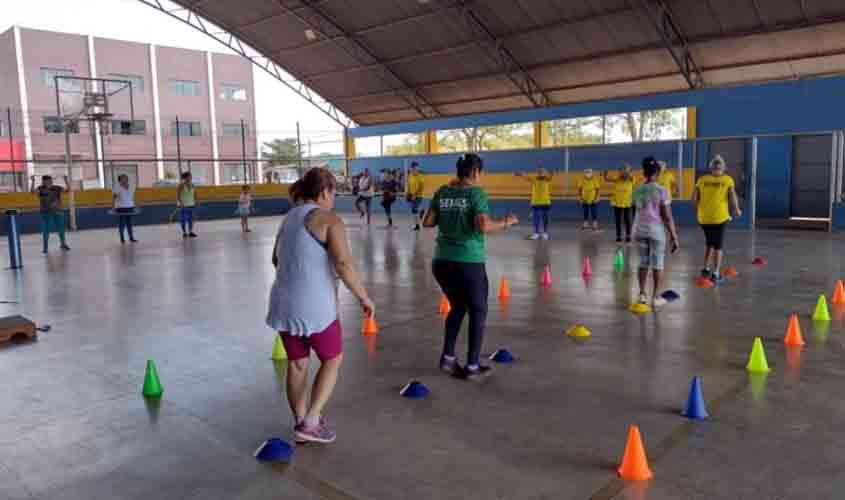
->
[[722, 266, 738, 278], [695, 276, 714, 288], [617, 425, 653, 481], [783, 314, 805, 346], [832, 280, 845, 305], [438, 295, 451, 315], [582, 257, 593, 277], [498, 278, 511, 300], [362, 315, 379, 335], [541, 265, 552, 287]]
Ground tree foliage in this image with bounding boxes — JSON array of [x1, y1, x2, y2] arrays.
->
[[261, 138, 300, 166]]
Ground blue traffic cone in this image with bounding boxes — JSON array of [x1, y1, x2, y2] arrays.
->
[[681, 376, 709, 420], [254, 438, 294, 463], [400, 380, 429, 399], [489, 348, 515, 363]]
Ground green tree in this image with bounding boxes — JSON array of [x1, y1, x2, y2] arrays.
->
[[548, 118, 603, 146], [438, 125, 533, 152], [262, 138, 301, 166], [608, 110, 685, 143], [384, 134, 423, 156]]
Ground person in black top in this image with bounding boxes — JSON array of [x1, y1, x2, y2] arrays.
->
[[31, 175, 71, 253], [380, 170, 400, 228]]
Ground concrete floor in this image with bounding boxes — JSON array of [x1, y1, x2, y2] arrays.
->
[[2, 213, 845, 500]]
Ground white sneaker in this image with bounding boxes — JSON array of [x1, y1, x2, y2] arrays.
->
[[541, 233, 550, 240], [652, 297, 668, 308], [528, 233, 540, 240], [638, 293, 648, 304]]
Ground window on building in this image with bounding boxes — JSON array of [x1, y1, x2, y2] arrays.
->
[[437, 124, 532, 152], [171, 121, 201, 137], [41, 67, 74, 87], [43, 116, 79, 134], [221, 122, 247, 137], [223, 163, 247, 184], [111, 119, 146, 135], [168, 79, 201, 97], [353, 136, 381, 157], [106, 73, 144, 94], [220, 84, 247, 101], [383, 133, 424, 156]]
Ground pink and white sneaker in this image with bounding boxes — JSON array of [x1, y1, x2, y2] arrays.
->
[[295, 417, 337, 444]]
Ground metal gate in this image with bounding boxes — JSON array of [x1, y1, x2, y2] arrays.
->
[[791, 135, 832, 220]]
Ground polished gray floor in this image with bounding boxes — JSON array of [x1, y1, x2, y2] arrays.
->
[[2, 214, 845, 500]]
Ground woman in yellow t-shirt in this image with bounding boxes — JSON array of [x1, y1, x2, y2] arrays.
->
[[515, 166, 555, 240], [657, 161, 678, 200], [603, 164, 635, 243], [693, 155, 742, 282], [578, 169, 601, 231]]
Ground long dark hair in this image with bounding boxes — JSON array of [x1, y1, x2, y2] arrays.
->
[[642, 156, 660, 180], [456, 153, 483, 180]]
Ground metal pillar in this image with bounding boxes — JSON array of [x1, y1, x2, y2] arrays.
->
[[241, 119, 248, 184], [829, 132, 838, 231], [175, 116, 182, 175], [64, 126, 77, 230], [676, 141, 684, 200], [564, 147, 570, 197], [6, 108, 16, 192], [749, 136, 758, 231]]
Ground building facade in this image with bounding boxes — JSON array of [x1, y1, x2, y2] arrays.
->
[[0, 26, 259, 189]]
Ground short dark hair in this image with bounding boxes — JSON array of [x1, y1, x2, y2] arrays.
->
[[42, 175, 52, 181], [181, 172, 191, 180], [456, 153, 483, 179], [642, 156, 660, 178], [411, 162, 419, 168]]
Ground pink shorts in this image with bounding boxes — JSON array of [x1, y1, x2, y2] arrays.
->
[[280, 320, 342, 362]]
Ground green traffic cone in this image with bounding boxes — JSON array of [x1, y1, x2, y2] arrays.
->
[[271, 335, 287, 361], [745, 337, 771, 374], [812, 294, 831, 322], [614, 249, 625, 271], [142, 360, 163, 398]]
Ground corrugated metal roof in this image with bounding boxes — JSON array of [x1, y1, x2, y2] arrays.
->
[[175, 0, 845, 125]]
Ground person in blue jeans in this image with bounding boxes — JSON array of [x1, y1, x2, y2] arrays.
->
[[31, 174, 70, 253], [176, 172, 198, 238]]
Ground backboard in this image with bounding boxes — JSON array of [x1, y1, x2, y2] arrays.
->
[[55, 76, 135, 131]]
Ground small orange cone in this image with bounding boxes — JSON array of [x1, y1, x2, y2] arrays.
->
[[783, 314, 805, 346], [617, 425, 653, 481], [498, 278, 511, 300], [438, 295, 451, 315], [541, 265, 552, 287], [832, 280, 845, 305], [582, 257, 593, 277], [362, 315, 379, 335], [722, 266, 738, 278], [695, 276, 714, 288]]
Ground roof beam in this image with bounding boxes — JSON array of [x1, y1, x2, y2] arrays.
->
[[634, 0, 704, 89], [295, 4, 637, 81], [136, 0, 353, 128], [434, 0, 552, 107], [271, 0, 441, 120]]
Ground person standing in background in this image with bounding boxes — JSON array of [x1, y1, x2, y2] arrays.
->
[[112, 174, 138, 244], [657, 161, 679, 200], [238, 185, 253, 233], [31, 175, 71, 253], [380, 170, 399, 228], [176, 172, 198, 238], [603, 165, 635, 243], [406, 162, 426, 231], [354, 169, 374, 225], [694, 155, 742, 283], [514, 165, 554, 240], [578, 169, 601, 231]]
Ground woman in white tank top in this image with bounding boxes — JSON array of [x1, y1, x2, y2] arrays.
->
[[266, 169, 374, 444]]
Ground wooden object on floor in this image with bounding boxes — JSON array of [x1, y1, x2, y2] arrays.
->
[[0, 315, 37, 342]]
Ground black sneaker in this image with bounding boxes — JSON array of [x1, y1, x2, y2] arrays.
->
[[130, 239, 138, 243], [700, 268, 711, 278], [615, 237, 622, 243], [625, 237, 632, 243], [60, 244, 70, 251], [456, 364, 492, 380], [439, 356, 462, 376], [188, 233, 198, 238], [710, 272, 724, 284], [183, 233, 189, 239]]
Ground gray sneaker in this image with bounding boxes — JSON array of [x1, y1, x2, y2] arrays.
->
[[440, 356, 462, 376], [295, 418, 336, 444]]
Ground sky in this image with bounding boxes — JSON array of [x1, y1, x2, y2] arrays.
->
[[2, 0, 344, 154]]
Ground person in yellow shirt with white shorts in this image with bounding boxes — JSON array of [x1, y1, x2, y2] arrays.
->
[[515, 166, 555, 240], [693, 155, 742, 283], [603, 164, 635, 243], [578, 169, 601, 231]]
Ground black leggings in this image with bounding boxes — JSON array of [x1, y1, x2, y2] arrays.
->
[[614, 206, 633, 239], [582, 203, 598, 222], [432, 260, 489, 366]]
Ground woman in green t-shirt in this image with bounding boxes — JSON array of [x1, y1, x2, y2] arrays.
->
[[423, 154, 518, 380]]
